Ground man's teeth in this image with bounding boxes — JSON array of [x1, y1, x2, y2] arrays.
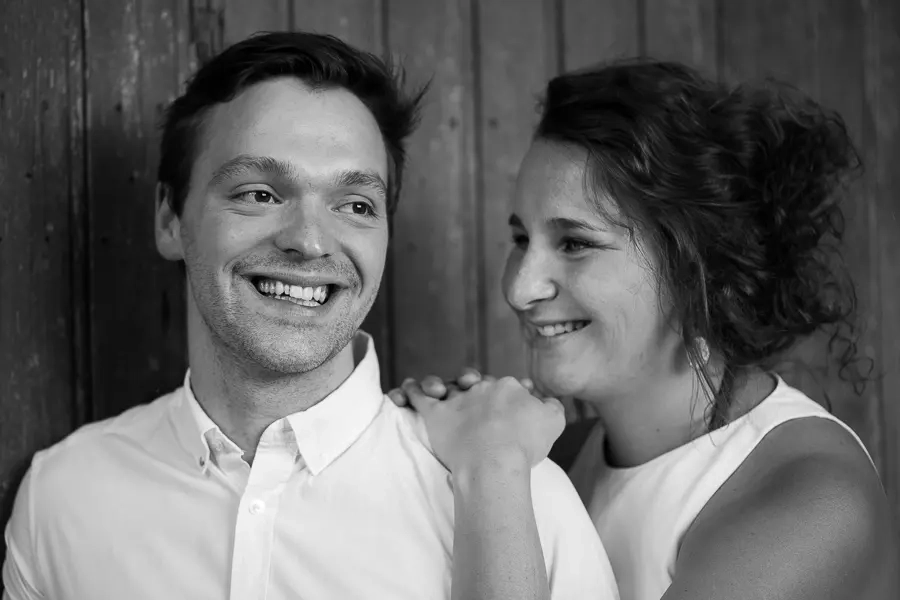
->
[[255, 279, 330, 304], [536, 321, 588, 337]]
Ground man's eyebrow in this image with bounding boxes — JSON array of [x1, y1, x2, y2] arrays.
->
[[331, 169, 387, 199], [208, 155, 387, 199], [208, 155, 296, 187]]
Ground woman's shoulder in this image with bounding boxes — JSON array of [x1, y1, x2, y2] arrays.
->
[[673, 405, 898, 599]]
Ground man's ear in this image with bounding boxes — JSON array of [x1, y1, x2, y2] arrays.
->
[[155, 182, 184, 261]]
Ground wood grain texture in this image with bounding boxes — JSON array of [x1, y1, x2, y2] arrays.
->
[[561, 0, 640, 70], [644, 0, 717, 75], [720, 0, 883, 465], [0, 0, 84, 578], [864, 0, 900, 526], [291, 0, 395, 388], [387, 0, 480, 381], [84, 0, 189, 418], [223, 0, 290, 45], [720, 0, 817, 86], [292, 0, 383, 49], [478, 0, 558, 381]]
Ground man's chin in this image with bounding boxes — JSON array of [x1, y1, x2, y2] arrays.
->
[[226, 328, 354, 376], [251, 352, 331, 375]]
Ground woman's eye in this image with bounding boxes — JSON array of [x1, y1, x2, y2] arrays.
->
[[338, 201, 375, 217], [562, 238, 592, 253], [238, 190, 278, 204], [511, 234, 528, 248]]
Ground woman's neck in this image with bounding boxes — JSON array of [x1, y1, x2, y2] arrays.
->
[[593, 370, 710, 468], [589, 367, 777, 469]]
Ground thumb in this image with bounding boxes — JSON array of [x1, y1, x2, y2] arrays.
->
[[401, 379, 440, 414]]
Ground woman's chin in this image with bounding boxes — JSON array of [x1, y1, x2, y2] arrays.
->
[[529, 366, 582, 400]]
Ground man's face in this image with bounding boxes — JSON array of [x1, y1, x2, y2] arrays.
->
[[159, 77, 390, 374]]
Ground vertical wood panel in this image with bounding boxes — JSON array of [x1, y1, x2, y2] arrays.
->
[[721, 0, 882, 465], [223, 0, 291, 44], [291, 0, 395, 388], [720, 0, 817, 87], [292, 0, 382, 49], [644, 0, 717, 75], [0, 0, 84, 574], [478, 0, 558, 380], [85, 0, 190, 418], [864, 0, 900, 525], [387, 0, 480, 381], [561, 0, 640, 71]]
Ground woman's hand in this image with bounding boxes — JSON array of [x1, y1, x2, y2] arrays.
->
[[387, 368, 539, 406], [399, 376, 565, 473]]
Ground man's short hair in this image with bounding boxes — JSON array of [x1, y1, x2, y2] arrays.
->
[[157, 31, 426, 215]]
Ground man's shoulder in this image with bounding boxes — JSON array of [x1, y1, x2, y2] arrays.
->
[[29, 389, 181, 492], [361, 398, 450, 477], [531, 458, 584, 508], [372, 396, 433, 448]]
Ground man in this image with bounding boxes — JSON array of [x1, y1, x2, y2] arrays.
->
[[2, 32, 617, 599]]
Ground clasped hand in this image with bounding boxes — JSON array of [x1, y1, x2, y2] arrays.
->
[[387, 369, 565, 474]]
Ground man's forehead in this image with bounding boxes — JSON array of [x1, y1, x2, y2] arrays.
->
[[190, 81, 389, 184], [207, 78, 379, 133]]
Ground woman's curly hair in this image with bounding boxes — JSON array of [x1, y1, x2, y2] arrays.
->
[[536, 58, 870, 428]]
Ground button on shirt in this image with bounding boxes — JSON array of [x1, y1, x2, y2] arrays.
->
[[2, 333, 619, 600]]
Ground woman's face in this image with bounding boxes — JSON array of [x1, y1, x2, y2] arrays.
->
[[502, 140, 683, 401]]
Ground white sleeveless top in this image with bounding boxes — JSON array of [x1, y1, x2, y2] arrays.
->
[[568, 376, 874, 600]]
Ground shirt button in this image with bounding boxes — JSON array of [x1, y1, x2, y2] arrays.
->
[[249, 499, 265, 515]]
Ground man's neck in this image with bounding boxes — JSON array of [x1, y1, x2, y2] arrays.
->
[[187, 327, 356, 461]]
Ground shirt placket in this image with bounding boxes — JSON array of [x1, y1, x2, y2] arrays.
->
[[229, 423, 299, 600]]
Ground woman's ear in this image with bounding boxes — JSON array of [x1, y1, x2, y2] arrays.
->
[[155, 182, 183, 261]]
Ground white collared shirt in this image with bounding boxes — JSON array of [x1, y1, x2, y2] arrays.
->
[[3, 333, 618, 600]]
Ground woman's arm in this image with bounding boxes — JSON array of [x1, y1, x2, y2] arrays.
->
[[400, 377, 566, 600], [451, 454, 548, 600]]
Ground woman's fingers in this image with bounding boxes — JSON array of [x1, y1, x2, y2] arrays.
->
[[401, 379, 440, 415], [420, 375, 449, 398], [456, 368, 484, 390], [387, 388, 408, 407]]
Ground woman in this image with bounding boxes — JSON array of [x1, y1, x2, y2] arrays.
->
[[391, 59, 899, 599]]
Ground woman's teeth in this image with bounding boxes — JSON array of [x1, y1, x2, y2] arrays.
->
[[255, 279, 330, 306], [536, 321, 589, 337]]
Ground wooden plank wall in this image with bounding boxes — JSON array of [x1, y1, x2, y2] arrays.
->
[[0, 0, 87, 555], [2, 0, 899, 574]]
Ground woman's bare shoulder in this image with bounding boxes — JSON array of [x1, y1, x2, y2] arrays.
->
[[668, 416, 899, 600]]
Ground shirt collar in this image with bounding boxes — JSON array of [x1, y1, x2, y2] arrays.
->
[[286, 332, 384, 475], [171, 372, 216, 472], [170, 331, 385, 476]]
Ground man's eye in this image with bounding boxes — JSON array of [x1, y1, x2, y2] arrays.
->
[[511, 234, 528, 248], [338, 201, 375, 217], [237, 190, 278, 204]]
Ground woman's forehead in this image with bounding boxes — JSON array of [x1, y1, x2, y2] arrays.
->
[[513, 142, 622, 227]]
